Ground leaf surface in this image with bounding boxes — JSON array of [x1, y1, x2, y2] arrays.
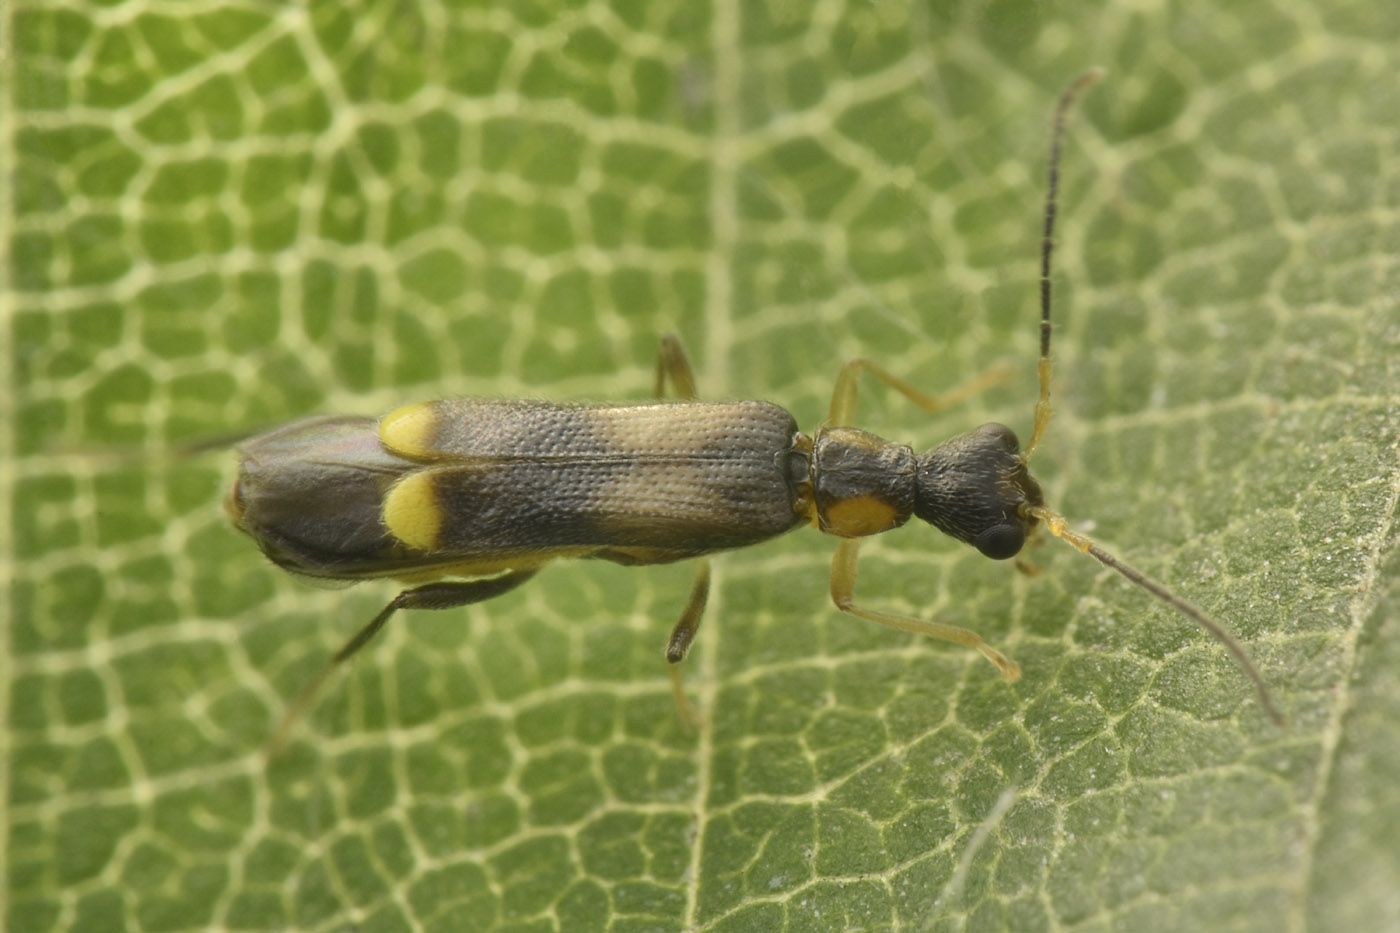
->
[[8, 1, 1399, 930]]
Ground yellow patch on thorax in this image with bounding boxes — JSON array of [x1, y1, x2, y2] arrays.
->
[[822, 494, 902, 538]]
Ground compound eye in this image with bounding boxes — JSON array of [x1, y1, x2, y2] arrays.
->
[[973, 523, 1025, 560]]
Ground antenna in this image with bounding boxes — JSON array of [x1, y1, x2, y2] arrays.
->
[[1022, 70, 1284, 727], [1026, 68, 1103, 459]]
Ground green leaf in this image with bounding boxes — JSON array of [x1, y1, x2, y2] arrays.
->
[[9, 1, 1398, 930]]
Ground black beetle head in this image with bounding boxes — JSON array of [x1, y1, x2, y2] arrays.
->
[[913, 423, 1044, 559]]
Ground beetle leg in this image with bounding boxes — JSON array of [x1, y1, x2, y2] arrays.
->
[[654, 333, 700, 399], [267, 570, 539, 755], [828, 538, 1021, 680], [827, 358, 1015, 426], [654, 333, 707, 724], [665, 560, 712, 664], [661, 560, 711, 725]]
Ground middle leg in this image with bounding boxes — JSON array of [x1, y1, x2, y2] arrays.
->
[[653, 333, 711, 722]]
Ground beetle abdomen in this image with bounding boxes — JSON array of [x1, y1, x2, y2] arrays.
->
[[228, 415, 415, 576]]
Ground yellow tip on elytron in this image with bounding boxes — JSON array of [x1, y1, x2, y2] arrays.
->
[[380, 403, 439, 459], [383, 471, 444, 551]]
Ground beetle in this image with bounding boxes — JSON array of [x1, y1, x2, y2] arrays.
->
[[228, 71, 1282, 743]]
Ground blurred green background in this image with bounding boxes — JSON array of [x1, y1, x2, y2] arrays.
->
[[8, 0, 1399, 930]]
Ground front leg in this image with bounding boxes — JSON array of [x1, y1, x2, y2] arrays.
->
[[828, 539, 1020, 679], [826, 357, 1015, 427]]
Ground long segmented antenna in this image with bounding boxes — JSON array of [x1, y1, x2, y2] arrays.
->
[[1028, 506, 1284, 726], [1026, 68, 1103, 460], [1023, 70, 1284, 727]]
